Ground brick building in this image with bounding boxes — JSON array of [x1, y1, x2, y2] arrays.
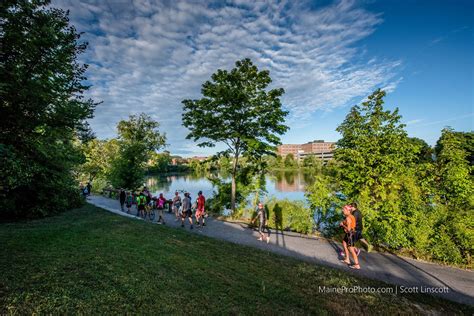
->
[[277, 140, 336, 162]]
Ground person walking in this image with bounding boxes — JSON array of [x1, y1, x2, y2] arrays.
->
[[119, 189, 126, 212], [350, 202, 373, 253], [340, 205, 360, 269], [181, 192, 193, 229], [125, 191, 133, 214], [172, 191, 182, 221], [156, 193, 166, 225], [252, 202, 270, 243], [195, 191, 206, 227], [136, 192, 147, 218], [86, 182, 92, 196]]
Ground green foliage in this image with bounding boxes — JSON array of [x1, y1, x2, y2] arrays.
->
[[182, 58, 288, 211], [302, 155, 323, 170], [305, 174, 344, 234], [306, 89, 473, 265], [265, 198, 313, 234], [148, 152, 172, 173], [109, 113, 166, 190], [408, 137, 433, 163], [284, 153, 297, 168], [77, 138, 119, 182], [436, 128, 473, 207], [0, 0, 95, 219]]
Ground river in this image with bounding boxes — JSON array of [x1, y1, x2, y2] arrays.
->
[[145, 170, 315, 202]]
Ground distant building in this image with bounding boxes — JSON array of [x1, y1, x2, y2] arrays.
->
[[189, 156, 209, 162], [277, 140, 336, 162]]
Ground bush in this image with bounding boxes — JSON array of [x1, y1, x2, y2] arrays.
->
[[265, 198, 313, 234]]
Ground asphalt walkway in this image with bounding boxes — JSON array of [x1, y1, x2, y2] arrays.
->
[[87, 195, 473, 306]]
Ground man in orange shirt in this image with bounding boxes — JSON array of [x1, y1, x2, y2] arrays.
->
[[340, 205, 360, 269]]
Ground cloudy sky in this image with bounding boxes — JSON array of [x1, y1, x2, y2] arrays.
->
[[54, 0, 473, 156]]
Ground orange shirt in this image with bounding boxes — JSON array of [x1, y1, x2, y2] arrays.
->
[[346, 214, 356, 231]]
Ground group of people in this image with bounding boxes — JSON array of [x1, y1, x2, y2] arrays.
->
[[117, 187, 368, 270], [119, 187, 207, 228]]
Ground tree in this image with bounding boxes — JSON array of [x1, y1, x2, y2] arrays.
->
[[435, 128, 473, 207], [334, 89, 420, 247], [110, 114, 166, 189], [182, 58, 288, 212], [0, 0, 96, 218], [284, 153, 297, 168], [408, 137, 433, 163], [79, 139, 119, 182], [148, 151, 171, 173]]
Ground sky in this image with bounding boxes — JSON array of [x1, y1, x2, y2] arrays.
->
[[53, 0, 474, 157]]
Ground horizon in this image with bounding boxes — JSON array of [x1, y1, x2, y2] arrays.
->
[[55, 0, 474, 156]]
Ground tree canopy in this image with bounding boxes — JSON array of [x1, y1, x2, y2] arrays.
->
[[0, 0, 96, 218], [109, 113, 166, 190], [182, 58, 288, 211]]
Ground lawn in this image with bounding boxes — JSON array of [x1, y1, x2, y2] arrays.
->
[[0, 204, 471, 315]]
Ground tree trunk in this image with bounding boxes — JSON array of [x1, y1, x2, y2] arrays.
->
[[231, 150, 239, 213]]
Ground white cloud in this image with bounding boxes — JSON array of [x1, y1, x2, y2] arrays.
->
[[53, 0, 401, 156]]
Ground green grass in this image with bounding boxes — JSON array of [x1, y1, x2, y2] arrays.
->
[[0, 204, 471, 315]]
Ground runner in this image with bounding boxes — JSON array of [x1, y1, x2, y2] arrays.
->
[[350, 202, 373, 253], [125, 191, 133, 214], [195, 191, 206, 227], [181, 192, 193, 229], [340, 205, 360, 269], [172, 191, 182, 221], [136, 192, 147, 218], [156, 193, 166, 225], [86, 182, 92, 196], [252, 202, 270, 243], [119, 189, 126, 212]]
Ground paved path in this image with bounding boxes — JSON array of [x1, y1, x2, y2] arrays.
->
[[88, 195, 473, 306]]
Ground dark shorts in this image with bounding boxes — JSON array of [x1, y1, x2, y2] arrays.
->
[[138, 204, 145, 211], [343, 231, 355, 247], [181, 209, 192, 218]]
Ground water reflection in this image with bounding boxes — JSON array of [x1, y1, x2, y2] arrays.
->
[[145, 170, 315, 201]]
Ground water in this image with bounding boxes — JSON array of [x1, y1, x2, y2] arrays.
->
[[145, 170, 315, 202]]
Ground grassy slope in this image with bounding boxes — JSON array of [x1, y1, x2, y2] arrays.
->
[[0, 204, 471, 315]]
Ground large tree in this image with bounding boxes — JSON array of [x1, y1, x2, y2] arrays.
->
[[182, 58, 288, 211], [0, 0, 96, 218], [334, 89, 420, 246], [109, 113, 166, 190]]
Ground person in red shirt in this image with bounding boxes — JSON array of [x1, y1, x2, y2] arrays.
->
[[195, 191, 206, 227]]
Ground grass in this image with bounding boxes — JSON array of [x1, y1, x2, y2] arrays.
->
[[0, 204, 472, 315]]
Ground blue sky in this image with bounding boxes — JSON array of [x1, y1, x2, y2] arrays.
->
[[55, 0, 473, 156]]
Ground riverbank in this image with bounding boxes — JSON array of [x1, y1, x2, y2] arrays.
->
[[1, 203, 472, 314]]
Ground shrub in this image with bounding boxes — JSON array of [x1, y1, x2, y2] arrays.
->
[[265, 198, 314, 234]]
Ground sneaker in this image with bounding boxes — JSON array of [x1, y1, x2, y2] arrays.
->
[[157, 222, 162, 225], [355, 248, 361, 256], [202, 223, 206, 227], [257, 237, 263, 241], [339, 251, 345, 257]]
